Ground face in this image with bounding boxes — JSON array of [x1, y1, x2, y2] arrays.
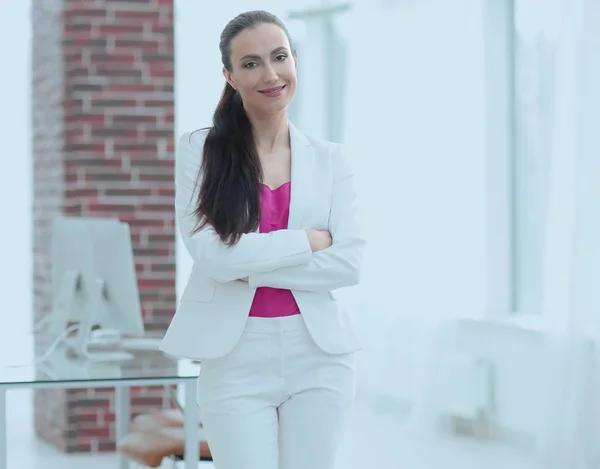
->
[[224, 23, 297, 115]]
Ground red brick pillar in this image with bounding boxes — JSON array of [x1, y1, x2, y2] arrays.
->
[[32, 0, 176, 453]]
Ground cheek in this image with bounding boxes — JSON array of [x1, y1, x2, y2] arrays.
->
[[236, 77, 257, 97], [282, 66, 298, 88], [288, 73, 297, 88]]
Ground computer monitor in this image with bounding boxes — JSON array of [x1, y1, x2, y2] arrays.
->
[[50, 216, 144, 361], [50, 216, 103, 334]]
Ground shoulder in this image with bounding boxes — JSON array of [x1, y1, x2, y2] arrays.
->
[[304, 133, 339, 152], [293, 127, 346, 169], [178, 128, 210, 155], [301, 131, 340, 156], [294, 128, 354, 180], [175, 128, 211, 184], [298, 129, 350, 171], [176, 128, 211, 175]]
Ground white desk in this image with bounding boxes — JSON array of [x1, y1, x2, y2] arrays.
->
[[0, 337, 201, 469]]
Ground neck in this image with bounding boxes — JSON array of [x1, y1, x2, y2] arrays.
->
[[245, 108, 290, 151]]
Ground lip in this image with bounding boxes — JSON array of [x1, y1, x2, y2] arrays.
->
[[258, 85, 286, 93]]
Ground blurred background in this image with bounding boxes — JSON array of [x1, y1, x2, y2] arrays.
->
[[1, 0, 599, 468]]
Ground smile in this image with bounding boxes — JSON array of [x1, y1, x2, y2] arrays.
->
[[258, 85, 286, 96]]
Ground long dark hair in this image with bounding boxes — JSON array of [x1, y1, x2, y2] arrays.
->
[[192, 10, 294, 247]]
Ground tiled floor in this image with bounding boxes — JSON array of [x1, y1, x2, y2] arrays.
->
[[6, 388, 539, 469]]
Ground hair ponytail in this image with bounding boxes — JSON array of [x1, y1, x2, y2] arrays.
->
[[191, 81, 262, 247], [191, 10, 294, 246]]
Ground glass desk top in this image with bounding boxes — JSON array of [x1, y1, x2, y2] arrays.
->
[[0, 333, 199, 387]]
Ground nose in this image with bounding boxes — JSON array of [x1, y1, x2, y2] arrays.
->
[[262, 64, 278, 84]]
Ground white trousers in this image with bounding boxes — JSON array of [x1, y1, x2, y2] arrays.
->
[[196, 315, 356, 469]]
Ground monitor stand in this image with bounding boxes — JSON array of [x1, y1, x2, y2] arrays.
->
[[71, 279, 134, 362], [46, 269, 80, 337]]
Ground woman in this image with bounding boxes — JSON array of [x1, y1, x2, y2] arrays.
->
[[160, 9, 365, 469]]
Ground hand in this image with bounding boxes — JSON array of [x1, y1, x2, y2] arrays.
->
[[305, 229, 332, 253]]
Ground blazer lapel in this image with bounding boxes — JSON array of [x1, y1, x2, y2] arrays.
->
[[288, 121, 316, 230]]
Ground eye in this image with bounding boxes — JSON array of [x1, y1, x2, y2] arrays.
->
[[244, 61, 258, 69], [274, 54, 288, 62]]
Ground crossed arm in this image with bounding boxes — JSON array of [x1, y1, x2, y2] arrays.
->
[[247, 144, 365, 292], [176, 131, 365, 291]]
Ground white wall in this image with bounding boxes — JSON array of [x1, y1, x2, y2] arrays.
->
[[343, 0, 487, 320], [337, 0, 490, 408], [0, 2, 33, 343]]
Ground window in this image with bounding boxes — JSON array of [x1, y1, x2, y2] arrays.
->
[[511, 0, 560, 313]]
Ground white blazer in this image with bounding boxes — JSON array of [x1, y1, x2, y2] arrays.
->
[[160, 122, 366, 360]]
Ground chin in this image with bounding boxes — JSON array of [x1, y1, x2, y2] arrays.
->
[[261, 101, 290, 115]]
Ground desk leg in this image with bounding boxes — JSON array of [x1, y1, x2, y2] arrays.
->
[[184, 380, 199, 469], [0, 389, 6, 469], [115, 386, 130, 469]]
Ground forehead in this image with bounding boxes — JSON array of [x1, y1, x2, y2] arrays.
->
[[230, 23, 290, 58]]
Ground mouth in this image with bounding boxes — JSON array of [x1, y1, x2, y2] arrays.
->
[[258, 85, 286, 94]]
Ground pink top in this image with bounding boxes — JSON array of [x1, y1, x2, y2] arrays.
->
[[248, 182, 301, 318]]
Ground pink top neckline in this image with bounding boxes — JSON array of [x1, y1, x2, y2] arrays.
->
[[261, 181, 290, 191]]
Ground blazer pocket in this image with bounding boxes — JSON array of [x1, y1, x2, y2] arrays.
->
[[180, 282, 216, 303]]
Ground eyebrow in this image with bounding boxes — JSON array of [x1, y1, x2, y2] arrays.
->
[[239, 47, 289, 62]]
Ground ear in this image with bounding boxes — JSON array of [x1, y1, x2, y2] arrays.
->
[[293, 50, 298, 69], [222, 67, 236, 89]]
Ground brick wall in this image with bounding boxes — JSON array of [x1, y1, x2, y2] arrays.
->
[[32, 0, 176, 453]]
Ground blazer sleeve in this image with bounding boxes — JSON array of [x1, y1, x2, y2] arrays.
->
[[247, 143, 366, 292], [176, 131, 313, 283]]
